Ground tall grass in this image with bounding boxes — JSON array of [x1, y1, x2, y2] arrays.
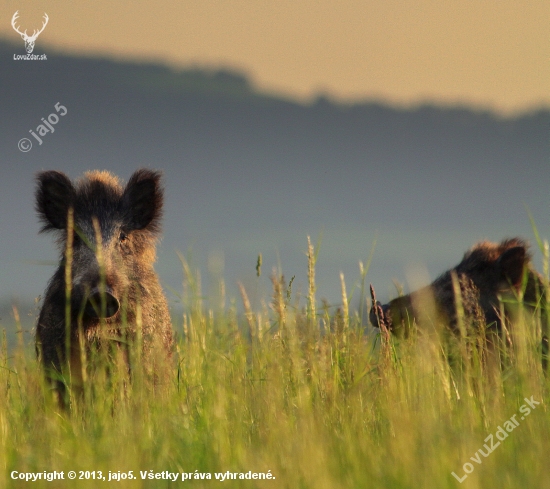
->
[[0, 238, 549, 488]]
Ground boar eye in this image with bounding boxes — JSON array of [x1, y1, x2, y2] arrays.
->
[[72, 233, 80, 246], [119, 231, 128, 243]]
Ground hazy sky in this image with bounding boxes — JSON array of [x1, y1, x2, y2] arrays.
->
[[1, 1, 548, 114]]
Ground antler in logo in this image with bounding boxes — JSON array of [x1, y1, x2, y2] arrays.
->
[[11, 11, 49, 54]]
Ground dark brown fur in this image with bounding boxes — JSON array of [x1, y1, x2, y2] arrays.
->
[[35, 169, 173, 394], [370, 238, 548, 367]]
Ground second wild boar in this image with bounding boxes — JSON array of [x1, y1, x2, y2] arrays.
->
[[369, 238, 547, 361]]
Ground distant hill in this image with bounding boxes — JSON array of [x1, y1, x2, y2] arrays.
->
[[1, 38, 549, 340]]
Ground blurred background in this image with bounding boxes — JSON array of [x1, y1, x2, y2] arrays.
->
[[0, 1, 548, 341]]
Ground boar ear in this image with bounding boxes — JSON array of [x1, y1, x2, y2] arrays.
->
[[35, 171, 75, 231], [497, 246, 526, 288], [122, 169, 163, 233]]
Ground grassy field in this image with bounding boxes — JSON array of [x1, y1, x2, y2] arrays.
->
[[1, 238, 549, 489]]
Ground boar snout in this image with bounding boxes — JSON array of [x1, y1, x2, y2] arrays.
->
[[369, 284, 393, 331], [369, 301, 392, 330], [83, 286, 120, 319]]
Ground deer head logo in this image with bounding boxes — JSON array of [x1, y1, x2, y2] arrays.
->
[[11, 11, 49, 54]]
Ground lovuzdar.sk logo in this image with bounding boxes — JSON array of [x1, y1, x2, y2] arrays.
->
[[11, 11, 48, 60]]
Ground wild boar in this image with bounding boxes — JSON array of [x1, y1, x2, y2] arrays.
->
[[370, 238, 547, 367], [35, 169, 173, 393]]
